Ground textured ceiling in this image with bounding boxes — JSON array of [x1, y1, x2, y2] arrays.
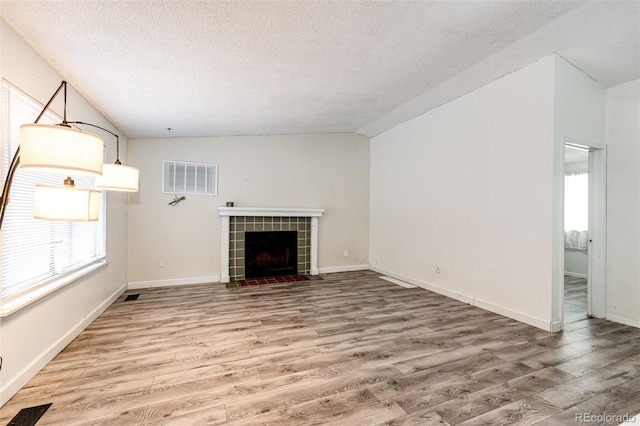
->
[[1, 1, 639, 139]]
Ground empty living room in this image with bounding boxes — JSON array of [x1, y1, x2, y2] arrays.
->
[[0, 1, 639, 425]]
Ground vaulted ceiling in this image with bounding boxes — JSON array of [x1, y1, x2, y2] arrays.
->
[[1, 1, 638, 139]]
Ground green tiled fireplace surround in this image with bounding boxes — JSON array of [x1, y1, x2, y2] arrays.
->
[[229, 216, 311, 281]]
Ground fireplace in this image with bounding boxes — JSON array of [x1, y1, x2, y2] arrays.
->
[[227, 216, 310, 281], [245, 231, 297, 278], [217, 207, 324, 283]]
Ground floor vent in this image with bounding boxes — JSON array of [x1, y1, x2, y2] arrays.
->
[[7, 403, 52, 426], [124, 294, 140, 301]]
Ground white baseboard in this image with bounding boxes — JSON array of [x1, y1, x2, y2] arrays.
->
[[564, 272, 588, 278], [473, 298, 557, 332], [379, 276, 417, 288], [128, 275, 219, 290], [0, 283, 126, 407], [129, 269, 373, 288], [318, 264, 370, 274], [370, 266, 556, 331], [550, 321, 563, 332], [606, 314, 640, 328], [370, 266, 473, 305]]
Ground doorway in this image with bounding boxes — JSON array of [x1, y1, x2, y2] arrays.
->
[[561, 138, 607, 328], [563, 146, 589, 324]]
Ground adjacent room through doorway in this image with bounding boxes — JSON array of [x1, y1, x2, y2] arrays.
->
[[564, 145, 590, 325]]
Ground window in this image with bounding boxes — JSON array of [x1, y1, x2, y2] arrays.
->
[[564, 172, 588, 232], [162, 160, 217, 195], [1, 82, 106, 302], [564, 171, 589, 251]]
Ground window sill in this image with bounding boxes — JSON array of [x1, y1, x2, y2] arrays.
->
[[0, 260, 109, 318]]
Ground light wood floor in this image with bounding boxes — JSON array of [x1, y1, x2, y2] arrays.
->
[[2, 270, 640, 425]]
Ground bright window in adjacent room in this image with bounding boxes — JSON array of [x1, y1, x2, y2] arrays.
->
[[162, 160, 218, 196], [564, 172, 589, 232], [1, 82, 106, 303]]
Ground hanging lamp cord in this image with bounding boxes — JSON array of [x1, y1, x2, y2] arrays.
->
[[66, 121, 120, 163]]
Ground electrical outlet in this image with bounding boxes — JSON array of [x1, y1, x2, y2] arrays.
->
[[358, 256, 365, 264], [435, 265, 442, 275], [160, 259, 166, 268], [343, 250, 349, 257]]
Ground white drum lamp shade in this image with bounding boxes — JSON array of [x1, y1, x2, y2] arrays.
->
[[96, 163, 139, 192], [20, 124, 104, 176], [34, 184, 101, 221]]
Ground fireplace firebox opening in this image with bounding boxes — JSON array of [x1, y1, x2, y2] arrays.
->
[[245, 231, 298, 278]]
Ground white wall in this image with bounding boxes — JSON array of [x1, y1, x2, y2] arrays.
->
[[606, 79, 640, 327], [127, 133, 370, 286], [370, 56, 557, 330], [564, 249, 587, 277], [0, 22, 128, 406]]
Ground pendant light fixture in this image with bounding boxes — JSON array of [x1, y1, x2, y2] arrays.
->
[[0, 81, 106, 229], [34, 178, 101, 221], [19, 82, 103, 177], [97, 162, 139, 192], [20, 124, 103, 176], [67, 121, 139, 192]]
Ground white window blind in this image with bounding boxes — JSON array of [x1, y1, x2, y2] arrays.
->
[[162, 160, 217, 195], [1, 82, 106, 301]]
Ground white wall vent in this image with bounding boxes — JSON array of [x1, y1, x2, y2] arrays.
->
[[162, 160, 218, 196]]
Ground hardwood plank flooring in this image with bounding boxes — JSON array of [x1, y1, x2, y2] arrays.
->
[[563, 275, 587, 326], [1, 270, 639, 425]]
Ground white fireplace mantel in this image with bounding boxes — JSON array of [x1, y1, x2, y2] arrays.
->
[[217, 207, 324, 283], [217, 207, 324, 218]]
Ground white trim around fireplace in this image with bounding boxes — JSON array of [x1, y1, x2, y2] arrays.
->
[[217, 207, 325, 283]]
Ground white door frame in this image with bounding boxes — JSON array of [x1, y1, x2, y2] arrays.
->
[[563, 137, 607, 322], [587, 144, 607, 318]]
